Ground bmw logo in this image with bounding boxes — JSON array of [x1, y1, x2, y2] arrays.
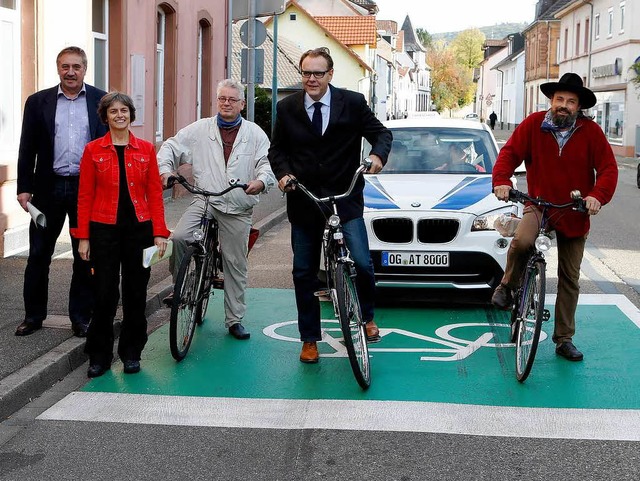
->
[[411, 202, 421, 208]]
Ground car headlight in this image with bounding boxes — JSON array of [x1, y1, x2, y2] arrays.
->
[[471, 207, 519, 232]]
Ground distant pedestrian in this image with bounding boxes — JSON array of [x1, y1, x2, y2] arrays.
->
[[77, 92, 170, 378], [489, 111, 498, 130], [15, 46, 107, 338]]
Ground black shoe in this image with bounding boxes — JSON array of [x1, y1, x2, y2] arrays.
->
[[123, 360, 141, 374], [491, 284, 513, 310], [72, 323, 89, 338], [162, 291, 174, 307], [87, 364, 109, 378], [229, 323, 250, 340], [15, 320, 43, 336], [555, 341, 584, 361]]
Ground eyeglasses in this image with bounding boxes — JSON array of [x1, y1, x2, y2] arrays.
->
[[217, 96, 242, 104], [301, 70, 329, 79]]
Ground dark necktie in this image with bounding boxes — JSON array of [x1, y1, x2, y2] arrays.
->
[[312, 101, 323, 135]]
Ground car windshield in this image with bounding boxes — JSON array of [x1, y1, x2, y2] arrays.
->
[[366, 127, 498, 174]]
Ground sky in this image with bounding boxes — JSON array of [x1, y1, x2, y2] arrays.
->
[[374, 0, 539, 34]]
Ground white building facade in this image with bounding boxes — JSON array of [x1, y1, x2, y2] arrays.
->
[[556, 0, 639, 157], [491, 34, 526, 129]]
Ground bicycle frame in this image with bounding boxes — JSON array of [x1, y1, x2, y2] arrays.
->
[[285, 159, 372, 389], [506, 189, 586, 381], [166, 175, 246, 360]]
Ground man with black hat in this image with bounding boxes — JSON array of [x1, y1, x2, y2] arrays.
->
[[490, 72, 618, 362]]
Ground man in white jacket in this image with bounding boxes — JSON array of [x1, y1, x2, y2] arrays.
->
[[157, 79, 275, 340]]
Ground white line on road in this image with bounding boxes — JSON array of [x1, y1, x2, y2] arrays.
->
[[38, 391, 640, 441]]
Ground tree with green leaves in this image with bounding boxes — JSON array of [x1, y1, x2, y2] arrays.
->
[[416, 28, 432, 49], [427, 39, 476, 112], [450, 28, 485, 71], [630, 60, 640, 97], [243, 86, 272, 138]]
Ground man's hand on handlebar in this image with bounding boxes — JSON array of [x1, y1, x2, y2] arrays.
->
[[583, 196, 601, 216], [365, 155, 383, 174], [279, 174, 297, 193], [244, 179, 265, 195], [161, 172, 175, 189], [494, 184, 512, 202]]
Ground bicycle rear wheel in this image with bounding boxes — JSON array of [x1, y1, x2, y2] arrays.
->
[[515, 259, 546, 382], [335, 262, 371, 390], [169, 246, 203, 361]]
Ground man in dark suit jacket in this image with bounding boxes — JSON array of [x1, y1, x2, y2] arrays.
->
[[268, 47, 392, 364], [15, 46, 107, 337]]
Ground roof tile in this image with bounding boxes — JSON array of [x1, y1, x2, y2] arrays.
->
[[315, 16, 377, 45]]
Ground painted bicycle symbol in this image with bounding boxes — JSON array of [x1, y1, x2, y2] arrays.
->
[[263, 320, 549, 362]]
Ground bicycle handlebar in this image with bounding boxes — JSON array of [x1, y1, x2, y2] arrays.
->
[[167, 174, 248, 196], [284, 158, 373, 203], [508, 189, 587, 213]]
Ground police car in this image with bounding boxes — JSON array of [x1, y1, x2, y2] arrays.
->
[[363, 118, 520, 291]]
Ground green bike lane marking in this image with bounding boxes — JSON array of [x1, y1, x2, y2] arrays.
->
[[38, 289, 640, 440]]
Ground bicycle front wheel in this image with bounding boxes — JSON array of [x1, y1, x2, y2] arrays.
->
[[335, 263, 371, 390], [196, 253, 216, 326], [169, 246, 203, 361], [515, 259, 546, 382]]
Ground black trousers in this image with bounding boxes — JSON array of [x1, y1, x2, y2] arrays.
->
[[23, 176, 92, 326], [84, 221, 153, 365]]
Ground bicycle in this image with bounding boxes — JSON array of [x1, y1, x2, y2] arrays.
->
[[166, 174, 247, 361], [284, 159, 373, 389], [505, 189, 587, 382]]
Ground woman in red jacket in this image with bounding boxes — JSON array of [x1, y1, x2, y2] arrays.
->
[[77, 92, 170, 378]]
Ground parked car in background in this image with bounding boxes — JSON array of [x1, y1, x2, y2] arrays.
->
[[362, 118, 521, 293], [464, 113, 480, 121]]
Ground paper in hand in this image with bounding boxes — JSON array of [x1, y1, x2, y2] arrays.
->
[[142, 240, 173, 268], [26, 202, 46, 228]]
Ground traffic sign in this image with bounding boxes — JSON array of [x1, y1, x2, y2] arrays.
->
[[240, 19, 267, 47], [241, 48, 264, 84], [232, 0, 286, 21]]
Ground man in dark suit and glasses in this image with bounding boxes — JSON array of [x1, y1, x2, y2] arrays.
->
[[15, 46, 107, 337], [268, 47, 392, 364]]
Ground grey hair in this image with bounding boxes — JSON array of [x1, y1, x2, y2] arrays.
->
[[217, 79, 245, 101]]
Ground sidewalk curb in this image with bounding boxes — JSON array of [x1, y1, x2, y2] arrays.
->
[[0, 337, 86, 420], [0, 206, 288, 421]]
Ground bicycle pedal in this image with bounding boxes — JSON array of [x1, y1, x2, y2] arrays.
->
[[314, 289, 331, 301], [212, 278, 224, 289], [542, 309, 551, 322]]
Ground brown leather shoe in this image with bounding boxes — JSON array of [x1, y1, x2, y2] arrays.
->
[[491, 284, 513, 310], [365, 320, 380, 343], [300, 341, 319, 363]]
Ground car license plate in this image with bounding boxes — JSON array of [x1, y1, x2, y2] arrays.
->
[[381, 251, 449, 267]]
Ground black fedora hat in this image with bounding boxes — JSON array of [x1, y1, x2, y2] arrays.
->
[[540, 73, 597, 109]]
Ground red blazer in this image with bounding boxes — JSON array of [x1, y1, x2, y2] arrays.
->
[[76, 131, 170, 239]]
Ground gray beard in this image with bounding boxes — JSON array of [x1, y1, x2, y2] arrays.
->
[[551, 109, 578, 129]]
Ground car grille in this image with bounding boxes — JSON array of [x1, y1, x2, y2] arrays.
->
[[417, 219, 459, 243], [372, 218, 413, 243]]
